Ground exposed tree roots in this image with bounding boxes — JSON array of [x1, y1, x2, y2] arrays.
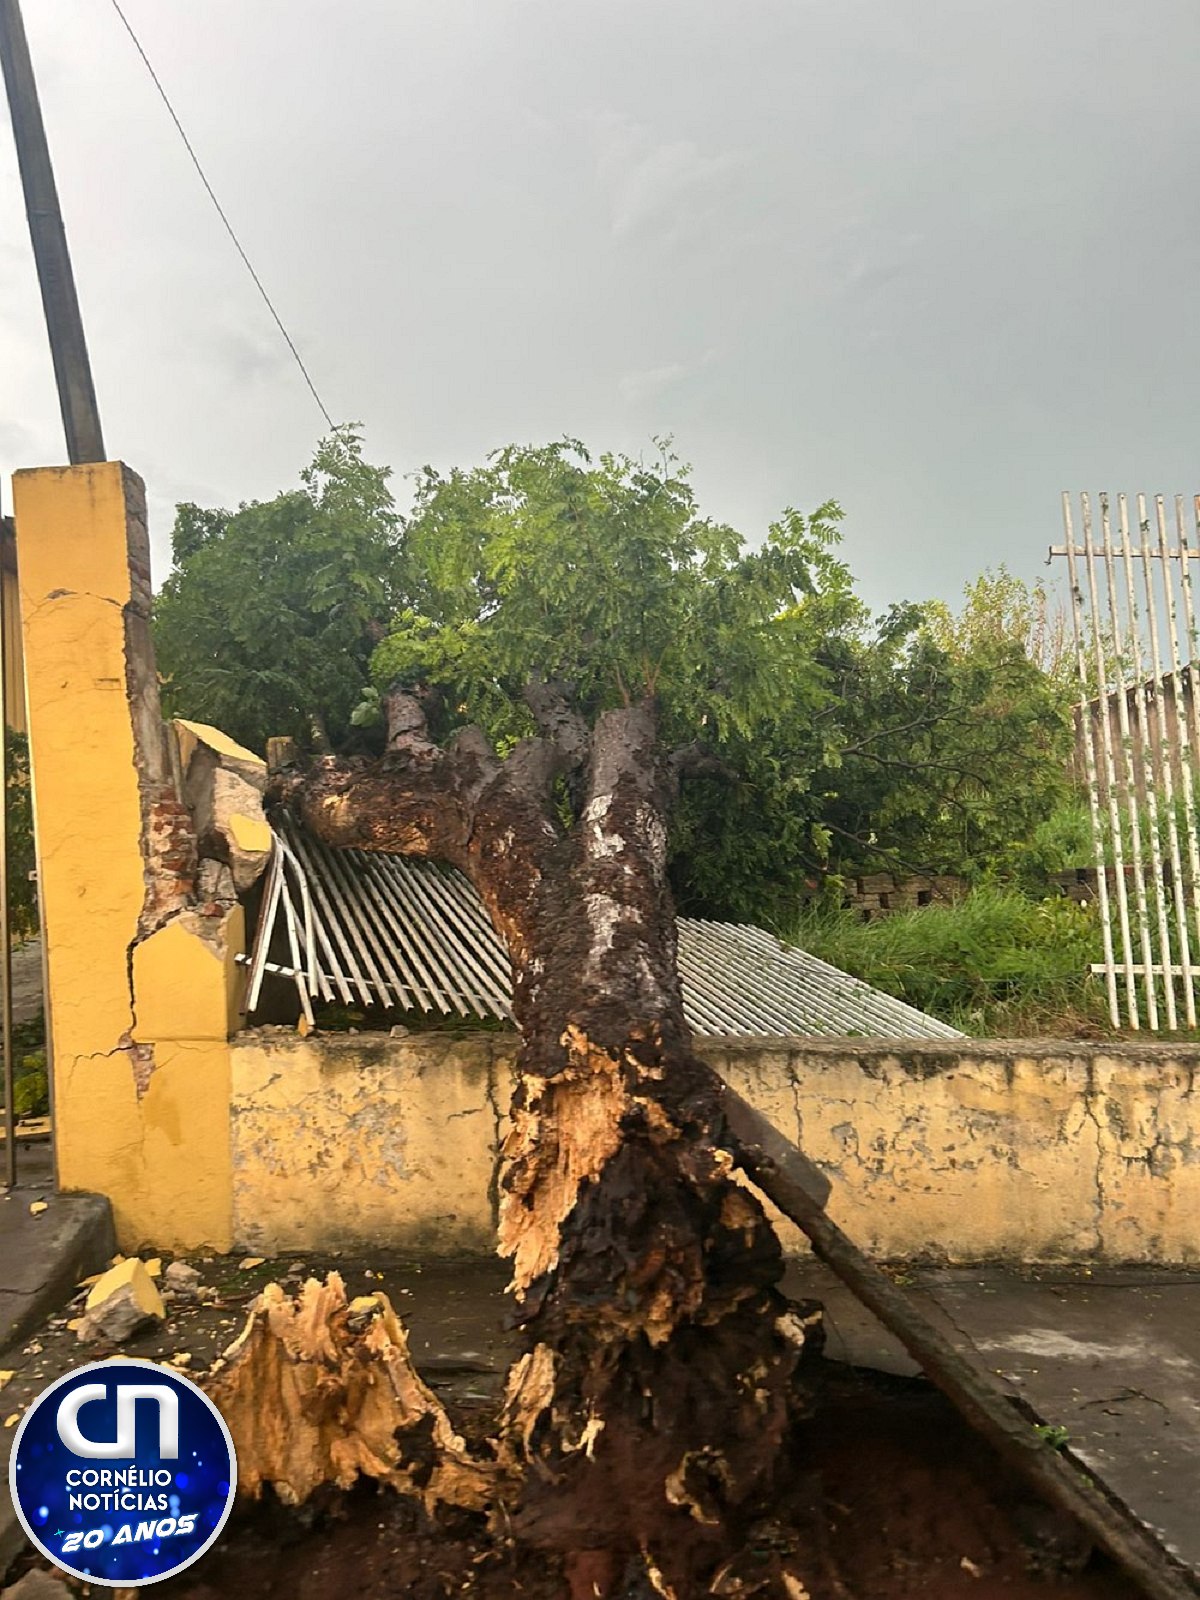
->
[[205, 1272, 822, 1598], [204, 1272, 496, 1515]]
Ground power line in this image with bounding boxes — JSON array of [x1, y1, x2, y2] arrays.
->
[[107, 0, 337, 432]]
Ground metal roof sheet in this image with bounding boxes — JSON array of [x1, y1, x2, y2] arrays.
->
[[245, 818, 963, 1040]]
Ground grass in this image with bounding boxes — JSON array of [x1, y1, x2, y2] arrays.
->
[[785, 888, 1115, 1038]]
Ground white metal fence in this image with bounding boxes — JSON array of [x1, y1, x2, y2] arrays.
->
[[1052, 493, 1200, 1030]]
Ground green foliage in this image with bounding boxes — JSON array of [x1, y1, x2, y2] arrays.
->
[[788, 889, 1110, 1037], [371, 438, 855, 755], [7, 1010, 47, 1119], [817, 608, 1077, 887], [1033, 1424, 1072, 1451], [158, 434, 1085, 929], [6, 732, 38, 942], [922, 567, 1073, 684], [673, 572, 1079, 918], [154, 426, 403, 754], [1010, 797, 1094, 888]]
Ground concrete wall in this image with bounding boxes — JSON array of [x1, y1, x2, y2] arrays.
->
[[14, 464, 245, 1253], [229, 1030, 1200, 1266]]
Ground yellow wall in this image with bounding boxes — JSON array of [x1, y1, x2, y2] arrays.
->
[[13, 463, 239, 1251], [230, 1030, 1200, 1266], [231, 1030, 508, 1254]]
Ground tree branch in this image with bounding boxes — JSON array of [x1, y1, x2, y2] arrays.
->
[[502, 737, 567, 807], [384, 687, 437, 754], [522, 672, 589, 772]]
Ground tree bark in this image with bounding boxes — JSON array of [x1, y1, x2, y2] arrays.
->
[[287, 692, 810, 1594]]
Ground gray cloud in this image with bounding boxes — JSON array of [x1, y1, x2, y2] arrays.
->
[[2, 0, 1199, 618]]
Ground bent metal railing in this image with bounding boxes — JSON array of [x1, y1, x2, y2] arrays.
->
[[242, 817, 965, 1041], [1052, 492, 1200, 1030]]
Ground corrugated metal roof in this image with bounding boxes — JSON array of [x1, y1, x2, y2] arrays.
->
[[245, 818, 963, 1040]]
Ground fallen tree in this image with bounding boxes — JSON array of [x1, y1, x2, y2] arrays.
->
[[266, 441, 850, 1595]]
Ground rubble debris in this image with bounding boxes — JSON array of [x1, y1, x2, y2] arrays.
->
[[196, 857, 237, 906], [76, 1258, 165, 1344], [163, 1259, 202, 1300], [238, 1256, 265, 1271], [173, 720, 272, 895]]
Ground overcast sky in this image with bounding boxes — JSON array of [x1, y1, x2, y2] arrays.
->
[[2, 0, 1199, 612]]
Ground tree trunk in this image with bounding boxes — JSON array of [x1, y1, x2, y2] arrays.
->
[[289, 693, 810, 1595]]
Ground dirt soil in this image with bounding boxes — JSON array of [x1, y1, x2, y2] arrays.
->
[[21, 1367, 1124, 1600]]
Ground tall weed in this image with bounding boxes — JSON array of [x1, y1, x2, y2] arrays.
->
[[786, 889, 1111, 1037]]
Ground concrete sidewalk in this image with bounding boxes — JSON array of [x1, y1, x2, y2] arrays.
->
[[2, 1253, 1199, 1591], [0, 1175, 113, 1352], [909, 1266, 1200, 1580]]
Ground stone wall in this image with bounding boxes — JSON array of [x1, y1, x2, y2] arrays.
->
[[799, 872, 967, 919], [229, 1030, 1200, 1266]]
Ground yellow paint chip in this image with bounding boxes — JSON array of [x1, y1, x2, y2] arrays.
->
[[238, 1257, 265, 1271], [144, 1257, 162, 1278], [28, 1200, 47, 1216], [0, 1372, 13, 1389], [4, 1414, 18, 1428], [173, 719, 265, 769], [228, 811, 271, 855]]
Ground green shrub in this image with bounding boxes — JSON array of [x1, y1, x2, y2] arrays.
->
[[786, 888, 1110, 1037], [6, 1011, 47, 1119]]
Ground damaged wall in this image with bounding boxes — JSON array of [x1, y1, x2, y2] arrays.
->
[[13, 463, 257, 1252], [231, 1030, 1200, 1265]]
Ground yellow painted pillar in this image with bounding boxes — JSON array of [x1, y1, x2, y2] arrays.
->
[[13, 463, 237, 1250]]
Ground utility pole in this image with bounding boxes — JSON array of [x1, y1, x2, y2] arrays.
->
[[0, 0, 101, 1188], [0, 0, 105, 464]]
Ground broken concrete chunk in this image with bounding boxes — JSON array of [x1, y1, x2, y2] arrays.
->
[[164, 1259, 203, 1299], [77, 1258, 165, 1343], [196, 857, 237, 905], [174, 719, 267, 792], [206, 768, 272, 893], [173, 719, 271, 894]]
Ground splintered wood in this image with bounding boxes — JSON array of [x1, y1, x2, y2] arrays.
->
[[205, 1272, 496, 1512], [497, 1031, 631, 1294]]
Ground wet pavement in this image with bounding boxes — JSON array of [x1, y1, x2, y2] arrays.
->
[[2, 1251, 1200, 1589], [906, 1266, 1200, 1579]]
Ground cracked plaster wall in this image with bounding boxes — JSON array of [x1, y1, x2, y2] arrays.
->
[[14, 464, 245, 1253], [231, 1031, 1200, 1263]]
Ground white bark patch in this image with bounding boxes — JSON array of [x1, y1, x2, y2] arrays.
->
[[632, 802, 668, 859], [584, 891, 641, 967], [583, 793, 626, 860]]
